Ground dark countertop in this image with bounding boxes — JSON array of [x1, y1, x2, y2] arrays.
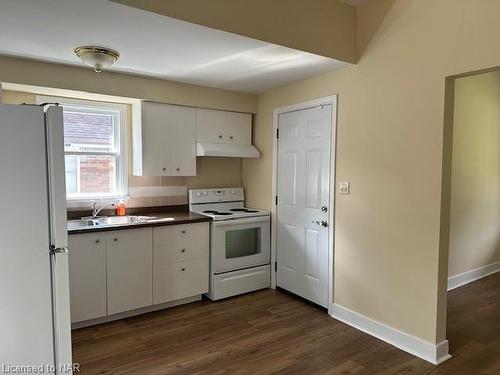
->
[[67, 210, 211, 234]]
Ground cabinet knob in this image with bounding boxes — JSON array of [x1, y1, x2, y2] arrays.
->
[[162, 167, 166, 171], [230, 136, 234, 140], [181, 230, 186, 234], [181, 267, 186, 272], [176, 167, 180, 172], [95, 239, 100, 244], [218, 135, 223, 139], [113, 238, 118, 242], [181, 248, 186, 253]]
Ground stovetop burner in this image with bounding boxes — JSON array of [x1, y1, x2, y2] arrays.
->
[[230, 208, 259, 213]]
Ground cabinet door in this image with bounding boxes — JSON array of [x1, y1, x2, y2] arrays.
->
[[154, 258, 209, 304], [106, 228, 152, 314], [68, 233, 106, 323], [142, 102, 170, 176], [196, 108, 252, 144], [223, 112, 252, 145], [170, 105, 196, 176], [195, 108, 227, 143]]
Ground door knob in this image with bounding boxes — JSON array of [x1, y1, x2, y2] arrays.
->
[[313, 220, 328, 227]]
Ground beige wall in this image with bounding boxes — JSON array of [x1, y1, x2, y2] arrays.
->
[[2, 90, 35, 105], [188, 158, 241, 189], [243, 0, 500, 344], [0, 55, 256, 191], [448, 71, 500, 277], [111, 0, 357, 63], [0, 56, 256, 113]]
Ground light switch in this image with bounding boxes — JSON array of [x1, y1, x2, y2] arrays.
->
[[338, 181, 350, 195]]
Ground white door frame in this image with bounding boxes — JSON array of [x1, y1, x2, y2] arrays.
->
[[271, 95, 337, 315]]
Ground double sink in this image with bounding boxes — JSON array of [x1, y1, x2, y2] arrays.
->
[[68, 215, 175, 230]]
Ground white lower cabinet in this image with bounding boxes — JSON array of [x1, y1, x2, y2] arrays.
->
[[68, 233, 107, 323], [154, 258, 209, 304], [153, 223, 209, 304], [106, 228, 153, 315], [68, 222, 209, 325]]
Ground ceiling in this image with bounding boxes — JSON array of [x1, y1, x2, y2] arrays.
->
[[0, 0, 349, 94]]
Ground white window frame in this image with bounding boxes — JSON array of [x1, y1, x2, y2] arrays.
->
[[37, 96, 128, 202]]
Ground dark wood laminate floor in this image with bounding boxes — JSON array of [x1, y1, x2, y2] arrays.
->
[[72, 272, 500, 374]]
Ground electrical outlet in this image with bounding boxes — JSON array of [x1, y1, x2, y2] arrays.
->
[[338, 181, 350, 195]]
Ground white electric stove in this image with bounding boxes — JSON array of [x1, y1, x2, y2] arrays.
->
[[189, 187, 271, 300]]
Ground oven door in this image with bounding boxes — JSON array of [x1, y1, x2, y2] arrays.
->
[[211, 216, 270, 274]]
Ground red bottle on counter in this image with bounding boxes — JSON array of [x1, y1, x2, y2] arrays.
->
[[116, 200, 126, 216]]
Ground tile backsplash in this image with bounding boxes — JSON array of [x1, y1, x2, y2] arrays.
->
[[67, 175, 188, 211], [127, 175, 187, 208]]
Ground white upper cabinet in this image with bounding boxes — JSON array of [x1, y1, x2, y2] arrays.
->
[[196, 108, 252, 145], [170, 105, 196, 176], [135, 102, 196, 176]]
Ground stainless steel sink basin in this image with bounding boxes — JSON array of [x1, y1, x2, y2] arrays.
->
[[68, 215, 175, 230]]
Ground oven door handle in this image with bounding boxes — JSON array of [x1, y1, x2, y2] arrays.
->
[[213, 216, 270, 227]]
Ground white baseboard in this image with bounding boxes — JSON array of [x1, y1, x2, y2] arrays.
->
[[448, 261, 500, 291], [330, 304, 451, 365]]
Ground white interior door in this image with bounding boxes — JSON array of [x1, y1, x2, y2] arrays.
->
[[276, 104, 332, 308]]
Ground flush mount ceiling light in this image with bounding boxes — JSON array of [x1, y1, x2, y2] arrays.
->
[[74, 46, 120, 73]]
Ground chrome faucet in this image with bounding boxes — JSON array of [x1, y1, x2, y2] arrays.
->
[[91, 201, 109, 218]]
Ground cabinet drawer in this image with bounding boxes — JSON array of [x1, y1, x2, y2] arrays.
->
[[153, 222, 208, 248], [153, 258, 209, 304], [154, 240, 208, 264]]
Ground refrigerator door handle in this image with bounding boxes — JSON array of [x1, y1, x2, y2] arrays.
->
[[50, 245, 69, 254]]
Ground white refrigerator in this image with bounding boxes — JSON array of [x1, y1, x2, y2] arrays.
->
[[0, 104, 73, 374]]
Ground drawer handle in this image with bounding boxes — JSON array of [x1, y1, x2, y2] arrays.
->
[[230, 136, 234, 140], [113, 238, 118, 242], [95, 239, 100, 244], [181, 267, 186, 272], [181, 230, 186, 234], [181, 248, 186, 253], [218, 135, 223, 139], [162, 167, 166, 171], [176, 167, 180, 172]]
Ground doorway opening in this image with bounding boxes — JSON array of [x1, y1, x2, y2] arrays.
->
[[441, 67, 500, 357]]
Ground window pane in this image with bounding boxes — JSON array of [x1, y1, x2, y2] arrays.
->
[[65, 155, 78, 194], [66, 155, 117, 197], [63, 109, 116, 153]]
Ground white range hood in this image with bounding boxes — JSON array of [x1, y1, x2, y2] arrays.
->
[[196, 142, 260, 158]]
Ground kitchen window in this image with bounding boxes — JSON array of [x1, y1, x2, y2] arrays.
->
[[38, 96, 128, 200]]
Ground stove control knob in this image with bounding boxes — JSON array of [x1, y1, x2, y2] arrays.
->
[[196, 192, 201, 197], [203, 191, 208, 196], [231, 190, 235, 195]]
